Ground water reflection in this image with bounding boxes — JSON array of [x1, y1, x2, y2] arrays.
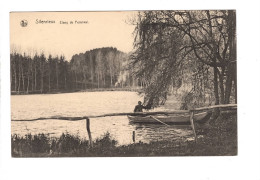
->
[[132, 123, 193, 144]]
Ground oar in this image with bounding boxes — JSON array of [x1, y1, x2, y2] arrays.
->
[[150, 116, 170, 126]]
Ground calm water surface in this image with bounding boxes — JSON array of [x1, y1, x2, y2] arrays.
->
[[11, 91, 193, 145]]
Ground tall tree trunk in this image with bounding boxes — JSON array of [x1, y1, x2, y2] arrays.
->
[[14, 69, 17, 91], [27, 61, 31, 93], [74, 71, 77, 89], [10, 62, 13, 90], [217, 68, 225, 104], [26, 70, 30, 93], [97, 72, 100, 89], [83, 69, 87, 89], [91, 71, 94, 88], [48, 69, 51, 92], [110, 67, 113, 87], [31, 69, 34, 91], [56, 62, 59, 90], [83, 73, 86, 89], [64, 75, 67, 90], [13, 63, 17, 92], [18, 63, 21, 93], [234, 67, 237, 104], [224, 66, 233, 104], [27, 75, 30, 93], [21, 64, 25, 92], [41, 72, 43, 93], [40, 61, 43, 93], [213, 66, 220, 105], [34, 64, 37, 91], [103, 72, 106, 87], [225, 10, 236, 104]]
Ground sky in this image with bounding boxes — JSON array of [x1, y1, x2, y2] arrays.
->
[[10, 11, 137, 60]]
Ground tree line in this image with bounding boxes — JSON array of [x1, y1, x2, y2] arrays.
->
[[70, 47, 137, 89], [10, 47, 136, 93]]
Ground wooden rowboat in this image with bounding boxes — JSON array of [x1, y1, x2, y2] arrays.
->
[[127, 111, 211, 124]]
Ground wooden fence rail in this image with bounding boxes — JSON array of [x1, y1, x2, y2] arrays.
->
[[11, 104, 237, 122], [192, 104, 237, 111], [11, 111, 190, 122]]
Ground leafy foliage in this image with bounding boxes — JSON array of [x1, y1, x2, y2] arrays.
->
[[130, 12, 185, 107], [130, 10, 236, 108]]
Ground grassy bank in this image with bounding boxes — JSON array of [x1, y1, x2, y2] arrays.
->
[[12, 112, 237, 157]]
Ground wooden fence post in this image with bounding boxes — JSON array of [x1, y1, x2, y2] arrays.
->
[[86, 118, 93, 147], [132, 131, 135, 143], [190, 111, 197, 142]]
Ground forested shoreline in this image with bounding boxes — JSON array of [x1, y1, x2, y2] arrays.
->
[[10, 47, 138, 94]]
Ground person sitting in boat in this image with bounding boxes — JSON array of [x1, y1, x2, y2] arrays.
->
[[134, 101, 149, 112]]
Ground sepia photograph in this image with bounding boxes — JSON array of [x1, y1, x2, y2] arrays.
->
[[2, 0, 260, 179], [9, 10, 238, 157]]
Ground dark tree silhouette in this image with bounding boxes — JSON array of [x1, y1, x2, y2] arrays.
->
[[130, 10, 236, 108]]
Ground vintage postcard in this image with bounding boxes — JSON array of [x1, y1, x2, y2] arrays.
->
[[10, 11, 237, 157]]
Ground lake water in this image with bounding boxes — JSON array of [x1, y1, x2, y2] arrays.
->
[[11, 91, 193, 145]]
